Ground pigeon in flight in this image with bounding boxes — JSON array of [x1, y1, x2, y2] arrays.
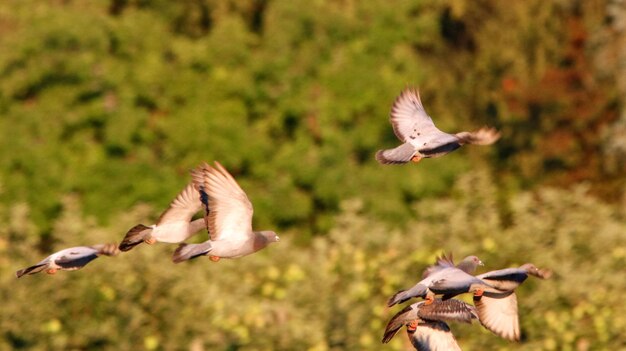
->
[[376, 88, 500, 165], [172, 162, 279, 263], [118, 182, 205, 251], [15, 243, 119, 278]]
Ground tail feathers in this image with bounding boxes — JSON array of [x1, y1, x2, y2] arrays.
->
[[119, 224, 152, 252], [387, 285, 427, 307], [15, 263, 48, 278], [382, 304, 415, 343], [387, 289, 409, 307], [375, 143, 417, 165], [172, 242, 212, 263], [382, 323, 403, 344]]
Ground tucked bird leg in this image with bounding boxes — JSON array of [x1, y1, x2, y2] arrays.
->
[[407, 320, 418, 332], [424, 292, 435, 305], [474, 288, 484, 298], [411, 155, 422, 163], [46, 268, 57, 275], [144, 236, 156, 245], [209, 256, 221, 262]]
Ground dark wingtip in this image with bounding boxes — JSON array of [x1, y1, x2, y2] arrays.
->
[[15, 269, 25, 278], [171, 243, 189, 264]]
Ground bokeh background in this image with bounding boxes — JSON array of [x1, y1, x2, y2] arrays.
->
[[1, 0, 626, 350]]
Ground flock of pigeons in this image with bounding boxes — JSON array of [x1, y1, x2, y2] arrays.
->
[[382, 255, 551, 350], [15, 87, 551, 350]]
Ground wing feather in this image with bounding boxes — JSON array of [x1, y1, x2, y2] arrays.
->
[[157, 182, 203, 225], [54, 247, 100, 270], [389, 88, 439, 143], [192, 162, 253, 241], [474, 291, 520, 341], [410, 321, 462, 351]]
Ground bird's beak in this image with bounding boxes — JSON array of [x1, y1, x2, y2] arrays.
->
[[479, 260, 484, 266], [276, 236, 280, 242]]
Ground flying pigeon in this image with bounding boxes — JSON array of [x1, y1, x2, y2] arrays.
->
[[387, 254, 494, 307], [382, 298, 478, 344], [172, 161, 279, 263], [118, 182, 205, 251], [375, 88, 500, 165], [15, 243, 119, 278], [473, 263, 552, 341]]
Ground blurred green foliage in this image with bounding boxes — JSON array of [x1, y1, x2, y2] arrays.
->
[[2, 171, 626, 350], [1, 0, 626, 350]]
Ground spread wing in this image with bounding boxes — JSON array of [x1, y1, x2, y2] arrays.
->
[[389, 88, 440, 143], [157, 182, 203, 225], [474, 291, 520, 341], [417, 299, 478, 324], [409, 321, 462, 351], [476, 268, 528, 291], [192, 162, 253, 241], [54, 247, 100, 270]]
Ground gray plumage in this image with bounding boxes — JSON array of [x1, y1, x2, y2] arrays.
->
[[473, 263, 552, 341], [376, 88, 500, 165], [172, 161, 279, 263], [387, 254, 491, 306], [15, 243, 119, 278]]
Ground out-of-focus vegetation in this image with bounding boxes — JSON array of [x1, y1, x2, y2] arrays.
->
[[1, 0, 625, 350], [2, 172, 626, 350]]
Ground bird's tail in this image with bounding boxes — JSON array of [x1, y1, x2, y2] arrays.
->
[[375, 142, 417, 165], [118, 224, 152, 252], [387, 284, 427, 307], [382, 304, 415, 343], [15, 263, 47, 278], [172, 242, 212, 263]]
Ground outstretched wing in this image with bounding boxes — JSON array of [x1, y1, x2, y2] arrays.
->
[[476, 267, 528, 291], [157, 182, 203, 225], [474, 291, 520, 341], [409, 320, 462, 351], [191, 162, 253, 241], [54, 247, 100, 270], [418, 299, 478, 324], [389, 88, 439, 143]]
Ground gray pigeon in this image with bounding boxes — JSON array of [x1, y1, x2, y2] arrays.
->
[[119, 182, 205, 251], [15, 243, 119, 278], [382, 298, 478, 344], [172, 162, 279, 263], [376, 88, 500, 165], [473, 263, 552, 341], [387, 254, 493, 306]]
